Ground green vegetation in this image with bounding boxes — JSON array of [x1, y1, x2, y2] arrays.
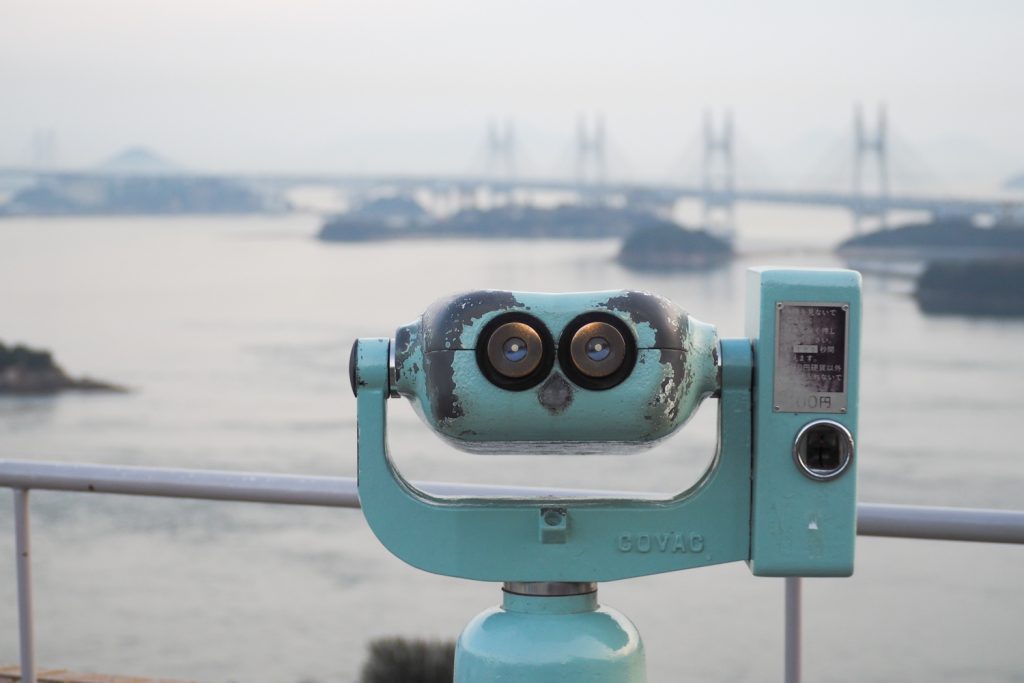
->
[[359, 637, 456, 683]]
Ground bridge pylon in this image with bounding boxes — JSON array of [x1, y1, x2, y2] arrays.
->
[[575, 114, 607, 191], [852, 103, 889, 233], [485, 119, 517, 182], [32, 128, 57, 172], [701, 109, 735, 240]]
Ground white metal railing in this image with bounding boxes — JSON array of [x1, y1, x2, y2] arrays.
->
[[3, 459, 1024, 683]]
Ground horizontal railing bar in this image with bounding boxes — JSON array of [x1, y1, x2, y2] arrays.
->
[[0, 460, 360, 507], [857, 503, 1024, 544], [0, 460, 642, 507], [2, 460, 1023, 544]]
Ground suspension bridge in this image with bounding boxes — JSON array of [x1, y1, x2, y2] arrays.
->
[[465, 105, 1023, 234], [1, 105, 1021, 233]]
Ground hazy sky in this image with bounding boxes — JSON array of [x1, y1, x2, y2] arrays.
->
[[2, 0, 1022, 189]]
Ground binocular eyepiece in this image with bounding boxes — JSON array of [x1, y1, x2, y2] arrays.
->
[[477, 314, 553, 390], [477, 312, 637, 391]]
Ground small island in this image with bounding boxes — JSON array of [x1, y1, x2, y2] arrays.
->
[[318, 202, 665, 242], [437, 204, 659, 239], [915, 260, 1024, 316], [836, 217, 1024, 264], [0, 341, 124, 395], [617, 221, 733, 271], [1, 175, 274, 217]]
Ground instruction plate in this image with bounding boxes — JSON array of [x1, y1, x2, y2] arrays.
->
[[774, 302, 848, 413]]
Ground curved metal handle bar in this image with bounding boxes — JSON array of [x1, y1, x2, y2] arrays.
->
[[355, 337, 755, 583]]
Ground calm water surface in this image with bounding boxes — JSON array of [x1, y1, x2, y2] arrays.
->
[[0, 209, 1021, 682]]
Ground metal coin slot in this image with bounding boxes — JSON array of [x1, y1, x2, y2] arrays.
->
[[793, 419, 854, 481]]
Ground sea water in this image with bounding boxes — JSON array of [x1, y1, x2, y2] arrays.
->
[[0, 209, 1021, 682]]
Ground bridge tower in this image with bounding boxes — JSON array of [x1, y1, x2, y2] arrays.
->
[[485, 119, 517, 182], [701, 110, 735, 240], [31, 128, 57, 171], [852, 103, 889, 232], [575, 114, 606, 189]]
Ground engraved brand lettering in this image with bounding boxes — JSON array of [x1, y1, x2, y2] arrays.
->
[[616, 532, 704, 554]]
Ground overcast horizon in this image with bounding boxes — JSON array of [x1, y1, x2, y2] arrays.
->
[[2, 1, 1023, 191]]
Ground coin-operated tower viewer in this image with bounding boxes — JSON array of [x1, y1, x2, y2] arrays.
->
[[350, 267, 860, 683]]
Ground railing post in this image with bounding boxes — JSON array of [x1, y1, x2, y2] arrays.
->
[[14, 489, 36, 683], [785, 576, 801, 683]]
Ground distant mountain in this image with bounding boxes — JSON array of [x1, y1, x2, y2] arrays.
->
[[1005, 173, 1024, 190], [0, 175, 271, 216], [96, 146, 182, 175]]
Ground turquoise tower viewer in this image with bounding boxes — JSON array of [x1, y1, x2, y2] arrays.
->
[[350, 267, 861, 682]]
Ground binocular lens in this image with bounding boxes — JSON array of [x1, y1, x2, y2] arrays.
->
[[585, 336, 611, 362], [487, 322, 543, 379], [570, 322, 626, 378], [503, 337, 528, 363]]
